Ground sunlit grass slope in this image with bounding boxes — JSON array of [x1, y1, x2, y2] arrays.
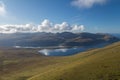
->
[[29, 42, 120, 80], [0, 42, 120, 80]]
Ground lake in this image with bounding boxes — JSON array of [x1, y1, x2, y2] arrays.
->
[[38, 43, 109, 56], [39, 48, 86, 56], [14, 43, 109, 56]]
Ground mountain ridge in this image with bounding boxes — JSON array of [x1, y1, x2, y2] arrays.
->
[[0, 32, 119, 47]]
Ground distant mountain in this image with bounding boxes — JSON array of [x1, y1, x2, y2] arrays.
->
[[111, 33, 120, 38], [0, 32, 119, 47]]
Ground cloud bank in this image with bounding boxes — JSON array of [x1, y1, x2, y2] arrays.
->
[[0, 19, 85, 33], [0, 1, 6, 16], [71, 0, 107, 8]]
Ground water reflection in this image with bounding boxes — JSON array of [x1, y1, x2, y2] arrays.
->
[[39, 47, 87, 56], [38, 43, 109, 56], [14, 43, 109, 56]]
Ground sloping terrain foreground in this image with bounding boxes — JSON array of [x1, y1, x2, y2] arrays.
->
[[0, 42, 120, 80], [29, 42, 120, 80]]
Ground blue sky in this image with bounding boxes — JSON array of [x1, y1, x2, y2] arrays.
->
[[0, 0, 120, 33]]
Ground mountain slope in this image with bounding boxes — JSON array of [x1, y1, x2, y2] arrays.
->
[[28, 42, 120, 80], [0, 42, 120, 80]]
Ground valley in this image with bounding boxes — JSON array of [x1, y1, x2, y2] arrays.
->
[[0, 0, 120, 80]]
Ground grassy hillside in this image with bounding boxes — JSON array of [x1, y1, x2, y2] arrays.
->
[[0, 42, 120, 80]]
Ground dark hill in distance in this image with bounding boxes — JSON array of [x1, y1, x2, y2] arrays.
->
[[0, 32, 119, 47], [111, 33, 120, 38]]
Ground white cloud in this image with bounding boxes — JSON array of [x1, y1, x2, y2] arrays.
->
[[53, 22, 71, 32], [38, 19, 52, 32], [72, 25, 84, 32], [71, 0, 107, 8], [0, 19, 85, 33], [0, 1, 6, 16]]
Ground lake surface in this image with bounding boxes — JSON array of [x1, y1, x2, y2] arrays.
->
[[39, 48, 86, 56], [14, 43, 110, 56], [38, 43, 109, 56]]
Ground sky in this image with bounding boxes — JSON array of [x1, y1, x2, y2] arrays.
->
[[0, 0, 120, 33]]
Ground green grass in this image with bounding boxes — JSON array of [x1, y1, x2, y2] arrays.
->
[[0, 42, 120, 80]]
